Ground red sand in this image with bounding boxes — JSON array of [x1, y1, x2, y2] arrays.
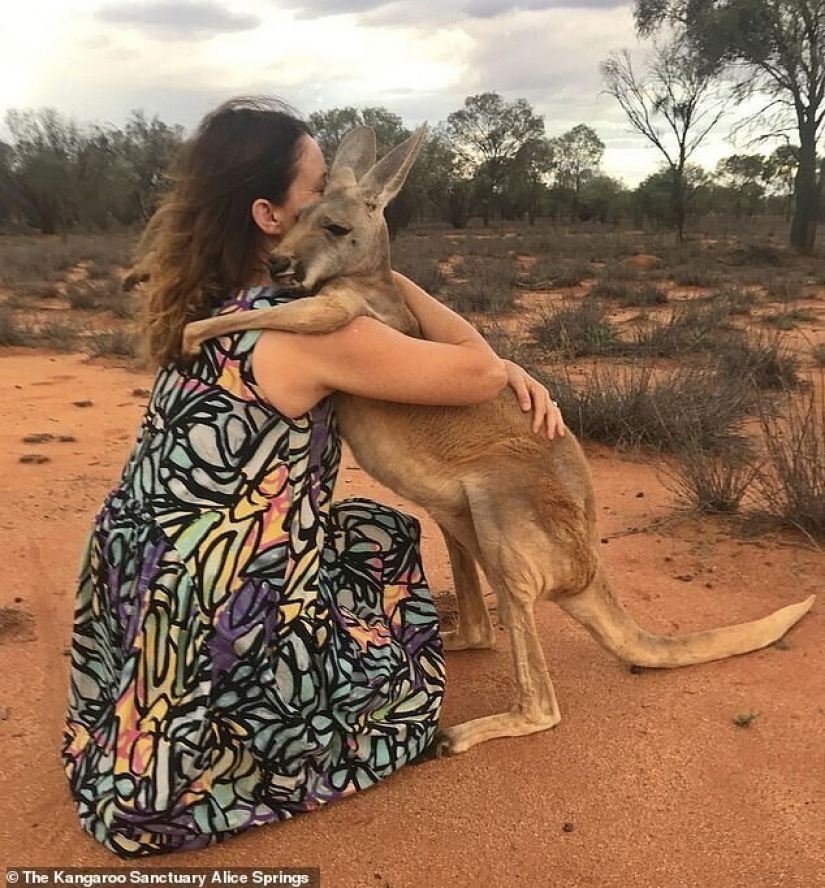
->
[[1, 350, 822, 887]]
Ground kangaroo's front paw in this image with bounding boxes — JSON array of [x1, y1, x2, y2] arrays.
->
[[181, 325, 202, 356]]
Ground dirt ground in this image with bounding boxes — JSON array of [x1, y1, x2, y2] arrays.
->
[[0, 348, 822, 887]]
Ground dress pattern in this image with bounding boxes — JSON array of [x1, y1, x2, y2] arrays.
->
[[63, 286, 445, 857]]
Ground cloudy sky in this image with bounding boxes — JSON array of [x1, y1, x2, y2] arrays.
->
[[0, 0, 741, 185]]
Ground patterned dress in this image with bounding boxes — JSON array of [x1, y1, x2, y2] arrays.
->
[[63, 286, 445, 858]]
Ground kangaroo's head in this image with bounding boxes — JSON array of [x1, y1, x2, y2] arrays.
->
[[269, 123, 427, 292]]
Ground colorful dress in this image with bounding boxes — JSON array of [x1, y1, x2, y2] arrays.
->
[[63, 286, 445, 858]]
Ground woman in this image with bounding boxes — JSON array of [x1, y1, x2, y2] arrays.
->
[[62, 96, 564, 857]]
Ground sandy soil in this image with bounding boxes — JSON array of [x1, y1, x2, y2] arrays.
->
[[0, 349, 822, 887]]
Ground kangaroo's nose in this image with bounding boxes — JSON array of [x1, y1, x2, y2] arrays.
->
[[267, 254, 293, 278]]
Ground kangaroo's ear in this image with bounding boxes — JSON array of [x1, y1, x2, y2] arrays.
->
[[359, 123, 428, 209], [328, 126, 377, 189]]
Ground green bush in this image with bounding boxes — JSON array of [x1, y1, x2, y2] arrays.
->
[[531, 298, 619, 357]]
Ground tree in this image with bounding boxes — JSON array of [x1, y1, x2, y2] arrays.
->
[[763, 143, 798, 218], [634, 0, 825, 253], [500, 137, 556, 223], [3, 108, 86, 233], [404, 129, 461, 225], [634, 162, 712, 227], [602, 35, 726, 241], [578, 175, 630, 223], [121, 111, 184, 222], [714, 153, 766, 215], [0, 140, 16, 227], [552, 124, 605, 219], [308, 106, 407, 158], [445, 92, 545, 224]]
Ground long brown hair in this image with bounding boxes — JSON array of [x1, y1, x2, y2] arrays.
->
[[137, 96, 310, 367]]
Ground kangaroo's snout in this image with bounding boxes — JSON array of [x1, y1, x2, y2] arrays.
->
[[268, 254, 305, 281]]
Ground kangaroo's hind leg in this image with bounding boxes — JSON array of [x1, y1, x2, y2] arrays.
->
[[438, 572, 561, 755], [435, 496, 566, 755], [438, 526, 496, 651]]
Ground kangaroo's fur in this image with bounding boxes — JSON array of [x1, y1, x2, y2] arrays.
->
[[182, 125, 815, 755]]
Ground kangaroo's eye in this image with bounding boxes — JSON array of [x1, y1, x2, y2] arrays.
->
[[323, 222, 351, 237]]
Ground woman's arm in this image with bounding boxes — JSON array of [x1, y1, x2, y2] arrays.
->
[[394, 271, 565, 439], [391, 271, 491, 349], [252, 315, 507, 418]]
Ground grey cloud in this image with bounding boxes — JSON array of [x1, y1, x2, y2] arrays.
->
[[458, 17, 636, 137], [465, 0, 627, 17], [277, 0, 394, 19], [280, 0, 627, 26], [96, 1, 260, 40]]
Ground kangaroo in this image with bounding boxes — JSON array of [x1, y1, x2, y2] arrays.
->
[[182, 125, 815, 756]]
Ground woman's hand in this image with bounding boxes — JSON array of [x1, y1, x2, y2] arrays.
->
[[503, 360, 565, 439]]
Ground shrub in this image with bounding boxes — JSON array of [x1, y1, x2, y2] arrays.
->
[[628, 283, 668, 307], [35, 319, 80, 352], [0, 307, 24, 345], [665, 438, 759, 514], [711, 287, 757, 316], [108, 291, 138, 320], [85, 329, 138, 358], [8, 281, 62, 301], [66, 282, 100, 310], [598, 262, 641, 283], [764, 276, 804, 302], [715, 332, 800, 391], [755, 384, 825, 538], [531, 298, 619, 357], [560, 361, 755, 451], [519, 257, 591, 289], [445, 256, 518, 314], [631, 301, 732, 357], [671, 265, 722, 288], [589, 279, 632, 301], [763, 307, 817, 330], [727, 242, 787, 267], [391, 235, 449, 295], [480, 322, 540, 368]]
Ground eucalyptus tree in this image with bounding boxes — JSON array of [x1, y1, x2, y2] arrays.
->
[[763, 143, 799, 216], [551, 124, 605, 220], [500, 136, 556, 223], [3, 108, 85, 233], [634, 162, 712, 227], [0, 139, 18, 227], [602, 34, 726, 241], [308, 106, 407, 157], [121, 111, 184, 222], [634, 0, 825, 253], [445, 92, 545, 224], [714, 153, 767, 215]]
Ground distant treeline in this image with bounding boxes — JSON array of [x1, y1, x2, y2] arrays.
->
[[0, 95, 806, 241]]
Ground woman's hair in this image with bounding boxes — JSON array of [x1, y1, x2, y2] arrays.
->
[[137, 96, 311, 367]]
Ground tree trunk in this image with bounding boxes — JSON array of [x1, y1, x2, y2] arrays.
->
[[671, 166, 685, 245], [790, 122, 819, 254]]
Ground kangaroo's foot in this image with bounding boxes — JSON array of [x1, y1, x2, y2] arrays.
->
[[441, 625, 496, 651], [437, 709, 562, 756]]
